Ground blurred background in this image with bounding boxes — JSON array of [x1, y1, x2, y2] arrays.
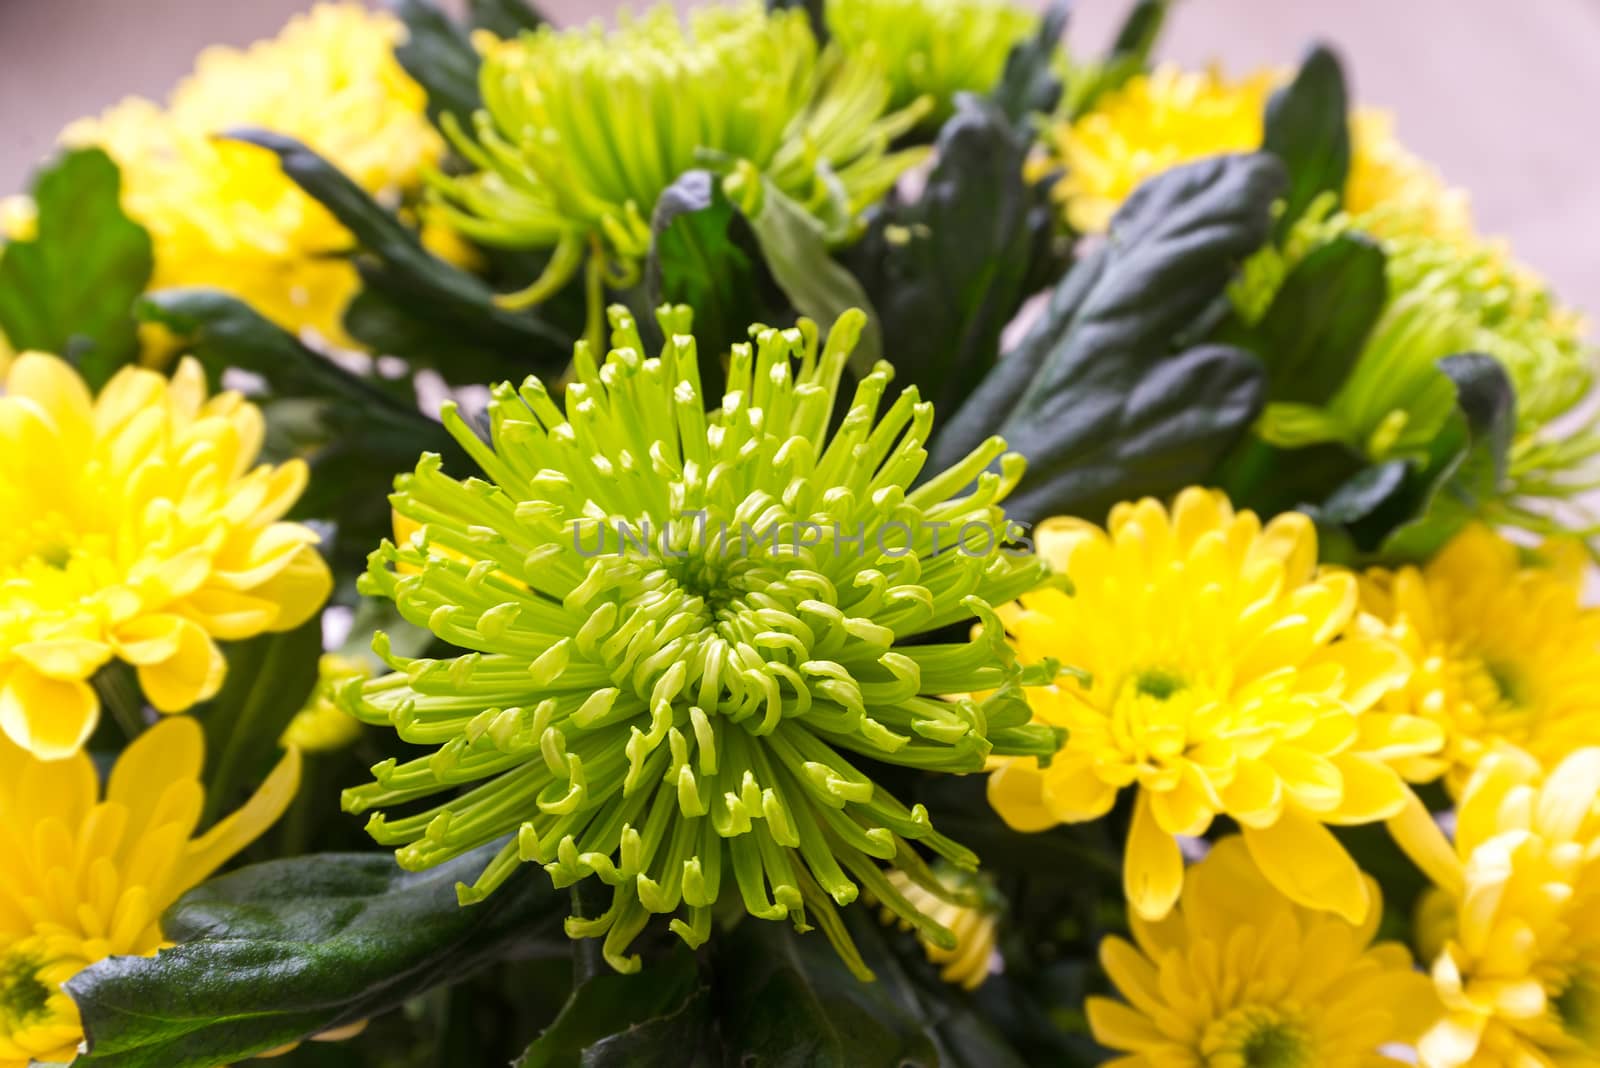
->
[[2, 0, 1598, 314]]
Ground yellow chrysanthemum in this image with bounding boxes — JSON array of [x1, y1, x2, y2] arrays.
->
[[0, 353, 331, 760], [1358, 524, 1600, 793], [1391, 746, 1600, 1067], [63, 3, 443, 346], [0, 716, 300, 1066], [280, 653, 368, 752], [879, 866, 1001, 991], [1046, 66, 1274, 233], [1048, 64, 1467, 244], [1344, 109, 1472, 246], [987, 488, 1442, 923], [1088, 836, 1437, 1066]]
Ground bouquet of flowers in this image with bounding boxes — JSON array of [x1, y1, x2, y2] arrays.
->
[[2, 1, 1596, 1065]]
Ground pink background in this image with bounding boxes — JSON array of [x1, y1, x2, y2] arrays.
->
[[2, 0, 1597, 314]]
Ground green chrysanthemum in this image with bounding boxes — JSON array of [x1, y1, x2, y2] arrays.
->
[[1235, 199, 1598, 535], [341, 305, 1059, 976], [429, 2, 928, 316], [823, 0, 1037, 121]]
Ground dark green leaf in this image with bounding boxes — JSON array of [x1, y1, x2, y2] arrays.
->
[[932, 154, 1284, 522], [137, 288, 465, 561], [197, 617, 323, 826], [1109, 0, 1169, 60], [514, 948, 709, 1068], [1065, 0, 1168, 117], [468, 0, 547, 36], [1235, 232, 1386, 403], [225, 129, 572, 381], [850, 95, 1066, 419], [989, 1, 1068, 124], [718, 911, 1028, 1068], [735, 178, 882, 375], [69, 843, 566, 1068], [0, 148, 152, 387], [1261, 44, 1351, 232], [767, 0, 827, 41], [646, 171, 765, 399], [390, 0, 482, 125]]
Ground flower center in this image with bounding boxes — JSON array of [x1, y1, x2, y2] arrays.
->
[[1204, 1006, 1315, 1068], [1556, 968, 1600, 1049], [0, 948, 51, 1031], [1134, 667, 1188, 700]]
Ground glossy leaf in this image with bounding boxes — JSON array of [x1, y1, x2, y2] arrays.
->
[[1240, 232, 1387, 404], [68, 844, 566, 1068], [1262, 44, 1352, 232], [718, 911, 1028, 1068], [646, 170, 765, 399], [197, 617, 322, 826], [851, 94, 1064, 418], [514, 948, 709, 1068], [392, 0, 483, 125], [732, 175, 883, 375], [990, 1, 1068, 125], [932, 154, 1284, 523], [226, 129, 573, 381], [0, 147, 152, 387]]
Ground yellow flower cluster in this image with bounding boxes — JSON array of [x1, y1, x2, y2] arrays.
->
[[63, 3, 443, 346], [1394, 747, 1600, 1066], [0, 717, 297, 1066], [0, 353, 330, 760], [988, 488, 1441, 922], [1090, 837, 1436, 1064], [1358, 525, 1600, 792], [1046, 64, 1468, 243], [1000, 487, 1600, 1063]]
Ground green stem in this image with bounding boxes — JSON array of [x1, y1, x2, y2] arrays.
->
[[92, 664, 147, 743]]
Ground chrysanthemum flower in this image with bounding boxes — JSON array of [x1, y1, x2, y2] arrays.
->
[[342, 305, 1058, 974], [1390, 746, 1600, 1067], [428, 2, 928, 310], [281, 653, 369, 752], [0, 353, 331, 759], [1358, 525, 1600, 794], [64, 3, 443, 345], [1045, 66, 1274, 234], [1088, 836, 1437, 1066], [879, 865, 1000, 990], [823, 0, 1037, 121], [987, 488, 1442, 923], [0, 716, 300, 1066], [1047, 64, 1466, 243]]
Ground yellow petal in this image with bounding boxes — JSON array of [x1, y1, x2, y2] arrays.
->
[[1085, 995, 1166, 1053], [173, 745, 302, 906], [135, 617, 226, 712], [0, 664, 101, 760], [1326, 753, 1411, 824], [987, 760, 1060, 832], [1242, 807, 1370, 923], [251, 544, 333, 632], [1125, 790, 1184, 921], [11, 638, 113, 680], [6, 351, 93, 438]]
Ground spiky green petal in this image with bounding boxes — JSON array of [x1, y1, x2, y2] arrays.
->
[[427, 3, 929, 306], [343, 305, 1057, 975], [824, 0, 1038, 121]]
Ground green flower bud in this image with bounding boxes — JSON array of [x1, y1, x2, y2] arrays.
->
[[342, 305, 1059, 977], [428, 2, 929, 313], [824, 0, 1038, 122]]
